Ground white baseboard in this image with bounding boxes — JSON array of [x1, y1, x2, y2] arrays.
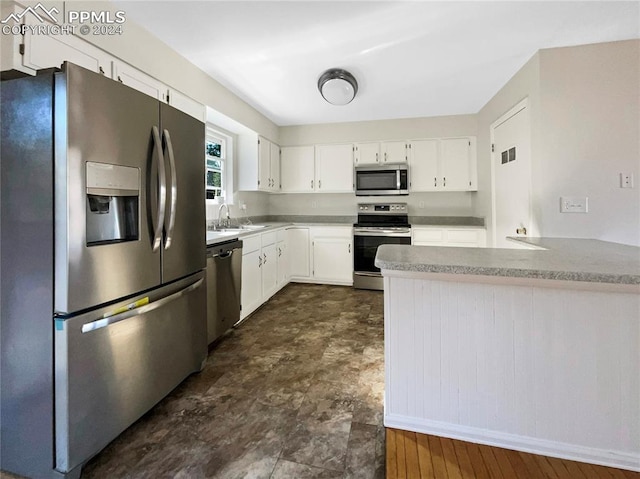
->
[[384, 414, 640, 473]]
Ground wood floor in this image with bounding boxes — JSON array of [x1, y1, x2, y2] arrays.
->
[[386, 428, 640, 479]]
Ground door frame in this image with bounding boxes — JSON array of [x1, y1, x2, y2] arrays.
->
[[490, 97, 532, 247]]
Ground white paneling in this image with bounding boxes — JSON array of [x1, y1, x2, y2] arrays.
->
[[384, 275, 640, 471]]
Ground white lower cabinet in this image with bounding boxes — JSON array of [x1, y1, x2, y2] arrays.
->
[[240, 235, 263, 320], [312, 236, 352, 284], [288, 227, 311, 279], [412, 226, 486, 247], [241, 225, 353, 319], [289, 226, 353, 285], [261, 232, 278, 299], [240, 231, 279, 320], [276, 229, 289, 289]]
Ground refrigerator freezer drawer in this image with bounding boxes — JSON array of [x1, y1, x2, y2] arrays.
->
[[54, 272, 207, 475]]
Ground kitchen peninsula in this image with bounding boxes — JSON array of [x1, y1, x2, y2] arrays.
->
[[375, 239, 640, 472]]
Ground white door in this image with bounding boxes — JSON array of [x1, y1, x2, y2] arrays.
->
[[382, 141, 408, 164], [288, 227, 310, 278], [354, 142, 380, 165], [258, 137, 271, 191], [312, 238, 352, 283], [315, 144, 354, 192], [491, 99, 532, 248], [276, 239, 288, 288], [280, 146, 315, 192], [270, 142, 280, 191], [112, 60, 167, 101], [261, 243, 278, 298], [409, 140, 439, 191], [241, 249, 262, 319], [440, 138, 471, 191]]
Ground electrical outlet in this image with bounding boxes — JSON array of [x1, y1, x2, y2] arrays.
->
[[560, 196, 588, 213], [620, 173, 634, 188], [240, 203, 247, 211]]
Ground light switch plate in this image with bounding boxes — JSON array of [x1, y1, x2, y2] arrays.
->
[[560, 196, 588, 213]]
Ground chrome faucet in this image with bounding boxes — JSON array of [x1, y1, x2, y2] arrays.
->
[[217, 203, 230, 228]]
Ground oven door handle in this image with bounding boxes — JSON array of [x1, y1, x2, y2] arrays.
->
[[353, 229, 412, 237]]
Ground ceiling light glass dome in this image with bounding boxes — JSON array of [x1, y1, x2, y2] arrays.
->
[[318, 68, 358, 105]]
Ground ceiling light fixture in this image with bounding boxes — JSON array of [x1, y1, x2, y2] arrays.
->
[[318, 68, 358, 106]]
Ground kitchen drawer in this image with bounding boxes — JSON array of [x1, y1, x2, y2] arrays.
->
[[261, 231, 277, 247], [446, 229, 481, 244], [412, 228, 444, 244], [242, 234, 262, 254], [311, 226, 352, 239]]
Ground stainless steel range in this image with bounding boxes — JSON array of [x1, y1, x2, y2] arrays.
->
[[353, 203, 411, 290]]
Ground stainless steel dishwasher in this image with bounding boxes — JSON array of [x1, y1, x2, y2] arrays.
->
[[206, 239, 242, 344]]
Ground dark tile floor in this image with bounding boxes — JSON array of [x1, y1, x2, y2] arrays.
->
[[78, 283, 386, 478]]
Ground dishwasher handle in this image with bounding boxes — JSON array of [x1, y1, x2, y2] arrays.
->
[[211, 250, 234, 259]]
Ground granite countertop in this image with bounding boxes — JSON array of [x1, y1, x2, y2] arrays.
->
[[375, 237, 640, 285]]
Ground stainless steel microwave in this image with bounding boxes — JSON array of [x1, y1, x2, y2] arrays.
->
[[355, 164, 409, 196]]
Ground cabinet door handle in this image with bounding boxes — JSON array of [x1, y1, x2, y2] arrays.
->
[[263, 253, 267, 264], [516, 227, 527, 235], [259, 255, 262, 267], [348, 244, 351, 253], [311, 180, 314, 189], [318, 180, 321, 189], [376, 152, 379, 162], [384, 152, 387, 162], [434, 177, 437, 187], [444, 177, 446, 187]]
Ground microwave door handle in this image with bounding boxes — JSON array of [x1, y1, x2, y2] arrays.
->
[[151, 126, 166, 252], [396, 169, 401, 190], [163, 129, 177, 250]]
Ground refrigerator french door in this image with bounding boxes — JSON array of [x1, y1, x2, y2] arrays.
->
[[1, 62, 206, 479]]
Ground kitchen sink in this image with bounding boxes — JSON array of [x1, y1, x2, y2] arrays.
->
[[207, 225, 267, 242]]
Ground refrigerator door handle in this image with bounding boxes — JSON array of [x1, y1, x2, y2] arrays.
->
[[151, 126, 167, 252], [163, 128, 177, 249], [81, 277, 204, 333]]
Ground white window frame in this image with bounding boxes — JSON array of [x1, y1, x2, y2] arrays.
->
[[205, 125, 234, 205]]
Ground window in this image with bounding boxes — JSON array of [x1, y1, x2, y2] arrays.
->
[[205, 129, 227, 201]]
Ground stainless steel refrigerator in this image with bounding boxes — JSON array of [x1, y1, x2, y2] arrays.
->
[[1, 62, 207, 479]]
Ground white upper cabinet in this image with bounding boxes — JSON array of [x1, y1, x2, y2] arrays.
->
[[258, 137, 271, 191], [409, 137, 477, 191], [6, 6, 205, 121], [354, 141, 408, 165], [280, 146, 315, 193], [381, 141, 408, 164], [167, 89, 205, 122], [314, 144, 354, 192], [112, 60, 167, 101], [256, 137, 280, 192], [270, 141, 281, 191], [354, 142, 380, 165], [440, 137, 476, 190], [408, 139, 439, 191], [21, 13, 111, 75]]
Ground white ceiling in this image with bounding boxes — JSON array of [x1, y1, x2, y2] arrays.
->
[[114, 1, 639, 126]]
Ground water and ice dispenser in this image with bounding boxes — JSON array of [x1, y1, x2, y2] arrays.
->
[[86, 162, 140, 246]]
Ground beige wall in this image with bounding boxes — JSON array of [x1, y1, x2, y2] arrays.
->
[[477, 39, 639, 247], [536, 40, 639, 245], [279, 114, 477, 146], [71, 1, 279, 142], [475, 53, 541, 245]]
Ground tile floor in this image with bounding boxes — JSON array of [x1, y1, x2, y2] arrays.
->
[[80, 283, 385, 478]]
